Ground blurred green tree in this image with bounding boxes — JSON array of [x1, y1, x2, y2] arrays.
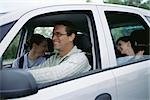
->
[[103, 0, 150, 10]]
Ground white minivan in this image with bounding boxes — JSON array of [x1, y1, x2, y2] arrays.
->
[[0, 2, 150, 100]]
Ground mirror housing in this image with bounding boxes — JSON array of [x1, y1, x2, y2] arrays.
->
[[0, 69, 38, 99]]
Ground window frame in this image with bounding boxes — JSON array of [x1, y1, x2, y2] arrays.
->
[[2, 10, 101, 89], [104, 11, 150, 66]]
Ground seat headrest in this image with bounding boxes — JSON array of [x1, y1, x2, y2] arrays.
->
[[130, 29, 149, 54], [46, 38, 54, 52], [130, 29, 149, 45], [75, 33, 92, 52]]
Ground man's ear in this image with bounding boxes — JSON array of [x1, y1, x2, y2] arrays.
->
[[32, 43, 37, 49], [69, 33, 75, 41]]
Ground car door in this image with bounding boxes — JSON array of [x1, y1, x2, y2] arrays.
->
[[98, 5, 150, 100], [1, 4, 117, 100]]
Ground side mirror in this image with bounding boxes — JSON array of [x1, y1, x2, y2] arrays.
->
[[0, 69, 38, 99]]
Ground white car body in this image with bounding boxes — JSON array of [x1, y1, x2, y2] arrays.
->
[[0, 2, 150, 100]]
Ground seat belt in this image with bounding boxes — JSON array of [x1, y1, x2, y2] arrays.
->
[[19, 56, 24, 69]]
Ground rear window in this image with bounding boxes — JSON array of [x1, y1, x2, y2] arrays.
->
[[105, 11, 150, 65], [34, 27, 53, 38], [111, 25, 144, 42]]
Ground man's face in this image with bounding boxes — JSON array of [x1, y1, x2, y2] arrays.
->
[[52, 24, 74, 51]]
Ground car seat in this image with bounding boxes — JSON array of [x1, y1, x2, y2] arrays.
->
[[130, 29, 150, 55], [44, 38, 54, 59], [74, 32, 93, 66]]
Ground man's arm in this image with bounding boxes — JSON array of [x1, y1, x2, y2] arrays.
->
[[29, 53, 91, 84]]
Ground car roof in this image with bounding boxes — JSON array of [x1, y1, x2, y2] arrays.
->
[[0, 2, 150, 26]]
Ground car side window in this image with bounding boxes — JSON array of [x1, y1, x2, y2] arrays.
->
[[105, 11, 150, 65], [34, 27, 53, 38], [2, 33, 21, 67], [26, 11, 99, 68], [9, 10, 100, 87]]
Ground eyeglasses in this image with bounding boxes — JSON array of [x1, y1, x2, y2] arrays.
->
[[52, 32, 67, 37]]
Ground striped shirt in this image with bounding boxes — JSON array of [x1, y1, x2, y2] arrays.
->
[[29, 46, 91, 84]]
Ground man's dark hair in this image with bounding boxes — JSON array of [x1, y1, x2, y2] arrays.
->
[[53, 21, 77, 36]]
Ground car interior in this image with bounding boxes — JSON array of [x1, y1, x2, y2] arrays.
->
[[105, 11, 150, 58], [20, 12, 94, 67]]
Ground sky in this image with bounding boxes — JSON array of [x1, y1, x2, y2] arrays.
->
[[0, 0, 97, 13]]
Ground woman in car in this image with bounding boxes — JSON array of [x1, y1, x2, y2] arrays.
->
[[116, 36, 144, 56], [116, 36, 145, 64], [12, 34, 48, 69]]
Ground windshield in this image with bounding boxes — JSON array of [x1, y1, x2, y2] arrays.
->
[[0, 21, 17, 42]]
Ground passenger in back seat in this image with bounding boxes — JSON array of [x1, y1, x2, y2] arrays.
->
[[116, 36, 144, 56], [116, 36, 147, 64]]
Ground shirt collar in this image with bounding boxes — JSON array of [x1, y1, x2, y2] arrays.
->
[[58, 45, 81, 60]]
